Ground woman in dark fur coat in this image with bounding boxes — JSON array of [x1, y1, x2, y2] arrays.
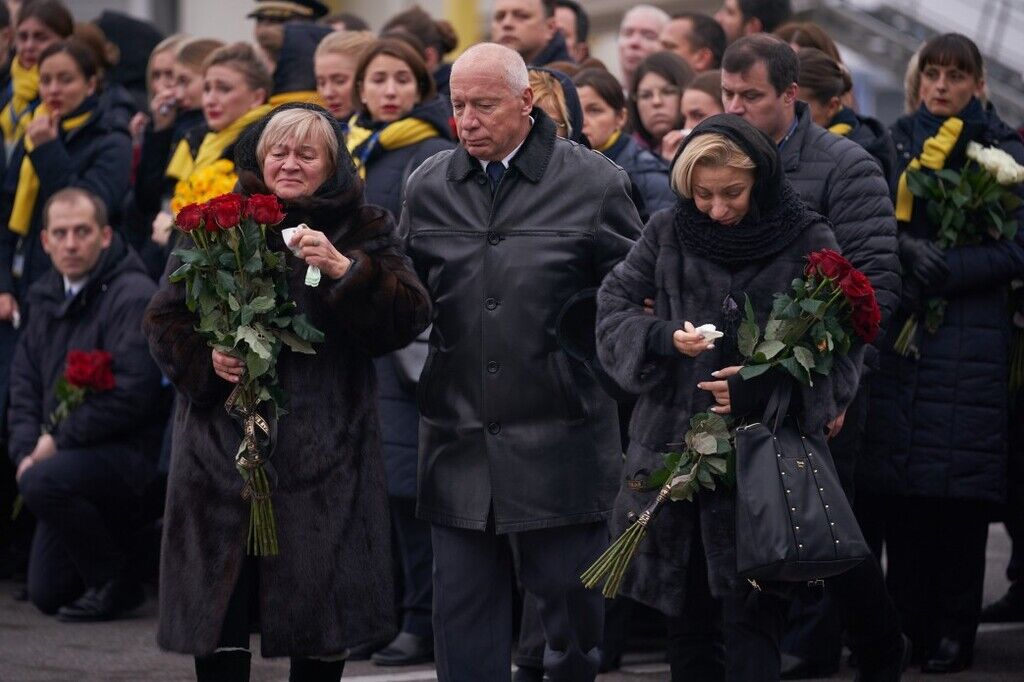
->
[[596, 114, 859, 681], [143, 103, 432, 682]]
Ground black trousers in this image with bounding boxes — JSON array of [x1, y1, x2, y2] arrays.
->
[[885, 497, 989, 657], [667, 527, 790, 682], [390, 496, 434, 638], [781, 385, 903, 671], [432, 520, 606, 682], [18, 448, 140, 614]]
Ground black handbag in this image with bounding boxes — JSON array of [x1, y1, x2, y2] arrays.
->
[[734, 381, 870, 585]]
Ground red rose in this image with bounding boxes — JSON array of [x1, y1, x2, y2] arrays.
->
[[806, 249, 853, 281], [838, 269, 875, 304], [64, 350, 115, 391], [851, 298, 881, 344], [175, 204, 204, 233], [205, 193, 244, 230], [245, 194, 286, 226]]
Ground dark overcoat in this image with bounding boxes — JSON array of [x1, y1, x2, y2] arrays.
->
[[783, 102, 901, 340], [596, 207, 856, 615], [863, 105, 1024, 504], [143, 104, 432, 657], [356, 98, 455, 499], [605, 133, 675, 218], [7, 236, 165, 490], [400, 110, 643, 534]]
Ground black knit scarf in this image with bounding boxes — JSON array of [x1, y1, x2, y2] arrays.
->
[[673, 180, 817, 266], [670, 113, 820, 266]]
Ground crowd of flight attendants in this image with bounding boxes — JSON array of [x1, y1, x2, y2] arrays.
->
[[0, 0, 1022, 681]]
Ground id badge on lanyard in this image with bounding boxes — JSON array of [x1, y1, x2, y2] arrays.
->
[[11, 237, 25, 279]]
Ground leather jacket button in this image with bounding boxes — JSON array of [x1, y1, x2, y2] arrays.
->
[[476, 174, 487, 185], [487, 422, 501, 435], [487, 232, 501, 245], [485, 297, 498, 310], [486, 361, 500, 373]]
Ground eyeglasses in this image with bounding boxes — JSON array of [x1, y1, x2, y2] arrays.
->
[[637, 86, 681, 102]]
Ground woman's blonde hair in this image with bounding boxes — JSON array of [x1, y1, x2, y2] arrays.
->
[[203, 42, 272, 96], [256, 108, 339, 179], [314, 30, 375, 62], [672, 133, 756, 198], [146, 33, 188, 94], [175, 38, 224, 74], [529, 70, 572, 138]]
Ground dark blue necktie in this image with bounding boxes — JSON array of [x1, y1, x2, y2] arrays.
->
[[486, 162, 505, 193]]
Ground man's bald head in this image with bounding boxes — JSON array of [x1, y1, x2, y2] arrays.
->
[[452, 42, 530, 96], [450, 43, 534, 162]]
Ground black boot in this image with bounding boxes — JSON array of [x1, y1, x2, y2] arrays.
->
[[289, 657, 345, 682], [921, 637, 973, 674], [195, 649, 251, 682]]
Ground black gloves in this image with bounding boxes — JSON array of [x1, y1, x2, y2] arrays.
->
[[898, 233, 949, 290]]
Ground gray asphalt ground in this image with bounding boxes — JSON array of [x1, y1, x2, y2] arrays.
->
[[1, 525, 1021, 681]]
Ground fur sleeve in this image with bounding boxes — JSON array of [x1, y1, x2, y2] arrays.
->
[[321, 207, 432, 357], [596, 221, 673, 394], [143, 258, 230, 409]]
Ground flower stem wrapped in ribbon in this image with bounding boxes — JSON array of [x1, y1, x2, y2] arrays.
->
[[170, 193, 324, 556], [582, 250, 878, 597], [894, 141, 1024, 358]]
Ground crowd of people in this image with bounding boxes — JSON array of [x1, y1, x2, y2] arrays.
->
[[0, 0, 1022, 681]]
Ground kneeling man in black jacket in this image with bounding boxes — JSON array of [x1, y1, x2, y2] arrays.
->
[[10, 188, 166, 622]]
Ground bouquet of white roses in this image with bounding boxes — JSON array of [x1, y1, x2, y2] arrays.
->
[[894, 141, 1024, 358]]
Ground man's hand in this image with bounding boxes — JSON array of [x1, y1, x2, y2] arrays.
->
[[673, 321, 714, 357], [18, 433, 57, 481], [0, 293, 18, 322], [697, 366, 742, 414]]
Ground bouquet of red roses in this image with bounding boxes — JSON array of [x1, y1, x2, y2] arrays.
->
[[737, 249, 880, 383], [170, 193, 324, 556], [48, 350, 116, 427], [582, 250, 879, 598]]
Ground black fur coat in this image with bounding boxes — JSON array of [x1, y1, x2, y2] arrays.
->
[[143, 105, 432, 657]]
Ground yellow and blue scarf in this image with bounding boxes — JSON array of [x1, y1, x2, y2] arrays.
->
[[9, 102, 93, 236], [165, 103, 274, 182], [1, 59, 41, 145], [345, 114, 439, 178]]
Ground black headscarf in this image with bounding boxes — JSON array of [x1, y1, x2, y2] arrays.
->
[[671, 113, 821, 266], [234, 102, 364, 229], [529, 67, 588, 147]]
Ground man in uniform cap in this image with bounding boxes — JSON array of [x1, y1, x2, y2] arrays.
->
[[248, 0, 328, 70]]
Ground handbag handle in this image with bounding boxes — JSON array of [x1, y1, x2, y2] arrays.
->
[[760, 379, 793, 434]]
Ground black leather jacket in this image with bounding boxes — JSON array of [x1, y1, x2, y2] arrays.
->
[[400, 110, 643, 533]]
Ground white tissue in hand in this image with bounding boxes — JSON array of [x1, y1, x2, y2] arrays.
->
[[280, 224, 321, 287], [695, 323, 724, 341], [280, 226, 305, 256]]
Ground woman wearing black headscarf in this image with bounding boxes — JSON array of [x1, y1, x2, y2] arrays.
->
[[596, 114, 858, 681]]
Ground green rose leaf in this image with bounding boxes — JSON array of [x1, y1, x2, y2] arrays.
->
[[739, 363, 773, 380], [793, 345, 815, 372], [291, 313, 325, 343], [755, 339, 786, 360], [693, 432, 718, 455]]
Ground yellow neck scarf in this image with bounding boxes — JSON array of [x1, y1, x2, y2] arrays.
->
[[1, 59, 40, 144], [828, 122, 853, 137], [345, 114, 439, 178], [269, 91, 324, 107], [9, 105, 93, 236], [165, 103, 274, 182], [894, 117, 964, 223], [598, 129, 622, 154]]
